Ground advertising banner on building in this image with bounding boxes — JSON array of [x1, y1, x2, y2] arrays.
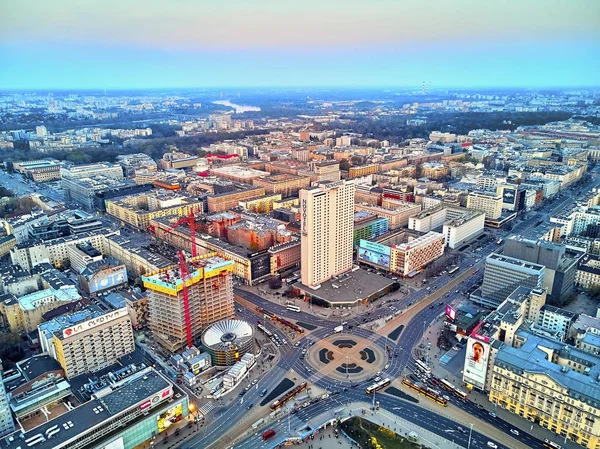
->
[[157, 403, 183, 433], [445, 305, 456, 321], [88, 266, 128, 294], [463, 336, 489, 390], [358, 239, 391, 268]]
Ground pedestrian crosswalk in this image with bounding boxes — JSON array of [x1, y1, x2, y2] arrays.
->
[[198, 401, 214, 417]]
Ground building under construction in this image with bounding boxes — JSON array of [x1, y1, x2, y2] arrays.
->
[[142, 253, 235, 353]]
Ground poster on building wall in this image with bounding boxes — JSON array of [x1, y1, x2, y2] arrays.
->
[[157, 403, 183, 433], [358, 239, 391, 268], [462, 336, 490, 390]]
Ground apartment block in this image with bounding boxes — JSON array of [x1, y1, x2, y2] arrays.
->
[[442, 208, 485, 249], [576, 254, 600, 291], [206, 186, 266, 213], [408, 205, 447, 232]]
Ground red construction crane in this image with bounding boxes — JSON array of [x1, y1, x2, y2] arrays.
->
[[177, 250, 194, 348], [163, 210, 198, 257]]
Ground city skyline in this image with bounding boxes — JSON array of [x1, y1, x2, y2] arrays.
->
[[1, 0, 599, 89]]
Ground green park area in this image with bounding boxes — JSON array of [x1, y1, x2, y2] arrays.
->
[[340, 417, 426, 449]]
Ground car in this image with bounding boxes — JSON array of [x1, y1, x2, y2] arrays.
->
[[302, 349, 307, 354], [489, 411, 497, 418], [510, 429, 520, 436], [247, 403, 254, 410], [244, 386, 250, 391], [374, 377, 381, 382], [384, 364, 389, 370], [251, 379, 258, 386], [429, 305, 434, 309], [487, 442, 497, 449], [443, 395, 450, 401], [295, 342, 301, 347], [456, 426, 467, 434]]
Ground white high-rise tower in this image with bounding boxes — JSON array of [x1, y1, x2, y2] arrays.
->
[[300, 180, 355, 288]]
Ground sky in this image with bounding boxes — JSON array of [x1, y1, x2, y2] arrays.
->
[[1, 0, 599, 90]]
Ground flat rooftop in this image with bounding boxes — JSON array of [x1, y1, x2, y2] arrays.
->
[[1, 369, 175, 449], [297, 268, 394, 306]]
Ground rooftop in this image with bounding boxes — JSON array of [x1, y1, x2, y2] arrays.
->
[[486, 253, 546, 273], [297, 268, 394, 306], [495, 330, 600, 409], [18, 287, 81, 312]]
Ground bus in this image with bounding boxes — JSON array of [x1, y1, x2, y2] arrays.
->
[[286, 305, 301, 313], [252, 418, 265, 429], [415, 360, 431, 375], [454, 389, 468, 400], [366, 378, 391, 395], [439, 379, 456, 391], [543, 440, 563, 449], [257, 324, 273, 338], [447, 266, 459, 275]]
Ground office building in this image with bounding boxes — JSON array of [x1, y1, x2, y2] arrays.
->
[[116, 153, 157, 177], [13, 159, 62, 182], [354, 202, 421, 230], [269, 240, 301, 275], [159, 151, 202, 169], [206, 185, 266, 213], [142, 254, 235, 352], [42, 307, 134, 378], [502, 236, 584, 305], [353, 211, 389, 248], [408, 205, 447, 232], [496, 183, 526, 212], [300, 180, 355, 288], [474, 253, 546, 308], [62, 175, 150, 211], [442, 208, 485, 249], [348, 164, 378, 178], [466, 191, 503, 220], [60, 162, 124, 180]]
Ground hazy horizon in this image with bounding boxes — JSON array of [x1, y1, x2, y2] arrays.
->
[[1, 0, 599, 90]]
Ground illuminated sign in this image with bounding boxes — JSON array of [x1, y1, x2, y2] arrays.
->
[[301, 199, 307, 236], [445, 305, 456, 321], [324, 180, 344, 190], [359, 240, 391, 256], [463, 336, 490, 390], [62, 308, 128, 339], [157, 403, 183, 433], [140, 387, 172, 411]]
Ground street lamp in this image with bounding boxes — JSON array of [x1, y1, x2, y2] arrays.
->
[[467, 423, 474, 449]]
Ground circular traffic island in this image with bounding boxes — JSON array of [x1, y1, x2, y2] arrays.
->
[[304, 333, 387, 382]]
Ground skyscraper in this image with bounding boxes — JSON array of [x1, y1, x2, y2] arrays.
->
[[300, 180, 355, 288]]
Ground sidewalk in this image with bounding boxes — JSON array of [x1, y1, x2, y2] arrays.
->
[[422, 331, 580, 449], [297, 402, 465, 449]]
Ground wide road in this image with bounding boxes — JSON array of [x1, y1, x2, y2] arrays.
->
[[0, 169, 63, 202], [178, 178, 598, 449]]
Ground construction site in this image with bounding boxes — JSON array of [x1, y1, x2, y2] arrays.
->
[[141, 253, 235, 353]]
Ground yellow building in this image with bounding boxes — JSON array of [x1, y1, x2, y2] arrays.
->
[[239, 193, 282, 213], [106, 191, 204, 230], [490, 335, 600, 449], [348, 164, 378, 178], [466, 191, 503, 220]]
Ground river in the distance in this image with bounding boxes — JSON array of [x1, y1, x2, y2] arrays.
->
[[212, 100, 261, 113]]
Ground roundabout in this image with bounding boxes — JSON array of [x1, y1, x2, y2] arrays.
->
[[303, 333, 388, 382]]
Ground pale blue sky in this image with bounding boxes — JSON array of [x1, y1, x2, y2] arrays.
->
[[1, 0, 598, 89]]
